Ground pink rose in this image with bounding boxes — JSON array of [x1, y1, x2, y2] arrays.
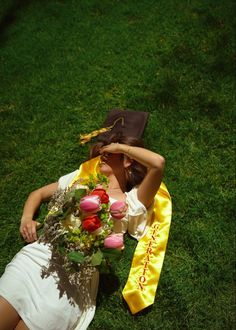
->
[[109, 201, 127, 219], [90, 188, 109, 204], [80, 195, 101, 213], [82, 215, 101, 233], [104, 233, 124, 249]]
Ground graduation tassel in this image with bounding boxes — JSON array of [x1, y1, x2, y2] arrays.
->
[[80, 117, 124, 145]]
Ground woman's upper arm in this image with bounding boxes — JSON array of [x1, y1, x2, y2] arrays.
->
[[35, 182, 59, 201], [137, 158, 165, 209]]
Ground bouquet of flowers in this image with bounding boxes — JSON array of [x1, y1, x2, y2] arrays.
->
[[39, 173, 127, 303]]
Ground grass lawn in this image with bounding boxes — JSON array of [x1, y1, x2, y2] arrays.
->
[[0, 0, 235, 329]]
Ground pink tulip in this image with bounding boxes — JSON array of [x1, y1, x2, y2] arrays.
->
[[79, 195, 101, 213], [104, 233, 124, 249], [109, 201, 127, 219]]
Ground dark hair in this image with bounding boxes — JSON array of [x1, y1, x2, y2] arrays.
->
[[90, 132, 147, 191]]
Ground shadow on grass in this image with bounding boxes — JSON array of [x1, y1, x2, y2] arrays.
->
[[0, 0, 31, 44], [98, 272, 120, 296]]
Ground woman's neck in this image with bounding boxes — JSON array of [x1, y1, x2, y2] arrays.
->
[[107, 174, 126, 193], [107, 179, 126, 202]]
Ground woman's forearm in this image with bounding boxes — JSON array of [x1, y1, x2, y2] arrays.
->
[[21, 190, 44, 222], [119, 144, 165, 208], [20, 182, 58, 242], [119, 144, 165, 171]]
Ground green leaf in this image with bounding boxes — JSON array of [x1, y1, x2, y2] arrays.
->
[[68, 251, 85, 263], [49, 210, 64, 218], [97, 173, 109, 183], [98, 260, 111, 274], [91, 249, 104, 266], [73, 189, 87, 202], [58, 245, 66, 255], [64, 191, 75, 200], [101, 248, 122, 259]]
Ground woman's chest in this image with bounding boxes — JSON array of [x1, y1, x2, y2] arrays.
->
[[108, 191, 126, 203]]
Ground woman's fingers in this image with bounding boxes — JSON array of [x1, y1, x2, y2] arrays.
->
[[20, 228, 27, 241], [21, 227, 30, 242], [100, 143, 120, 154], [31, 222, 37, 241], [100, 153, 109, 161], [21, 221, 37, 242]]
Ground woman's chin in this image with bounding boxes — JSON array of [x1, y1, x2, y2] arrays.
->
[[98, 163, 112, 176]]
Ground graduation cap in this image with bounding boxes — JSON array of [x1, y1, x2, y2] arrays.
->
[[80, 109, 149, 144]]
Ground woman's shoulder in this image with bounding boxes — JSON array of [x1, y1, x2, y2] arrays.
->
[[125, 186, 155, 240], [125, 186, 147, 216], [58, 169, 79, 190]]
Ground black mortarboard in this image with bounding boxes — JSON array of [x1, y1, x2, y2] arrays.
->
[[80, 109, 149, 144]]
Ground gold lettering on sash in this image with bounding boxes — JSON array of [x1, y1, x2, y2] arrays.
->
[[144, 254, 150, 262], [139, 276, 146, 283], [146, 247, 153, 254], [137, 224, 159, 291]]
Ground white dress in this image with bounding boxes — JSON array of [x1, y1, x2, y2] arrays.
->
[[0, 170, 153, 330]]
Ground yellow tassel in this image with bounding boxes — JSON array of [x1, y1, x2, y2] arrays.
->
[[80, 117, 124, 145]]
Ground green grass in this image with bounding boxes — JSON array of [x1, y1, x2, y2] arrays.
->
[[0, 0, 235, 329]]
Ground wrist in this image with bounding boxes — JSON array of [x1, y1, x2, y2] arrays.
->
[[120, 144, 132, 157], [21, 215, 33, 223], [119, 144, 127, 153]]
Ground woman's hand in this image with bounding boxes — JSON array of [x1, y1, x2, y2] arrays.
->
[[100, 142, 122, 155], [20, 217, 38, 242]]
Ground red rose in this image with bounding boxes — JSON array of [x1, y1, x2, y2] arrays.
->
[[82, 215, 101, 233], [90, 188, 109, 204]]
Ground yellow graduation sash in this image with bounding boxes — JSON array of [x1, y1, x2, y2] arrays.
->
[[67, 157, 172, 314], [69, 156, 101, 187], [122, 183, 172, 314]]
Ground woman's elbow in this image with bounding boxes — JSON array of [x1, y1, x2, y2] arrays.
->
[[154, 155, 165, 172], [28, 189, 43, 201]]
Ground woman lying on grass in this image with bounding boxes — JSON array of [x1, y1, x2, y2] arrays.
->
[[0, 133, 165, 330]]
